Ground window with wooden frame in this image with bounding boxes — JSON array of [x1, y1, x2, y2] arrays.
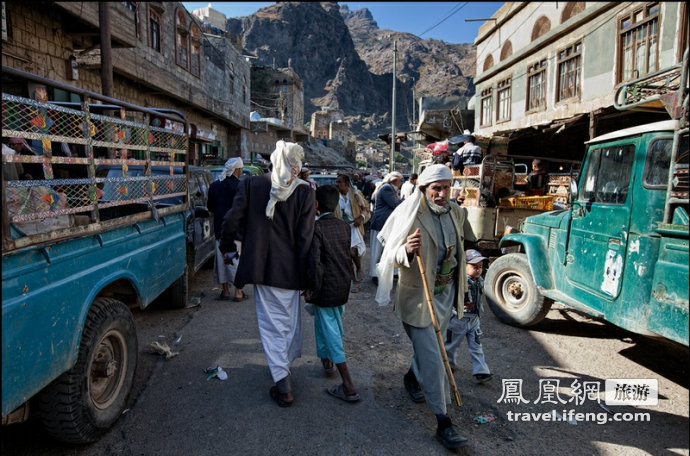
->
[[556, 41, 582, 102], [496, 77, 511, 122], [189, 23, 201, 77], [480, 88, 493, 127], [526, 59, 547, 112], [149, 8, 161, 52], [175, 9, 189, 70], [618, 3, 660, 83]]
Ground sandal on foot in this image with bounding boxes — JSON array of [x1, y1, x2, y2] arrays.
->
[[327, 383, 360, 403], [215, 294, 231, 301], [269, 386, 293, 407], [232, 291, 249, 302]]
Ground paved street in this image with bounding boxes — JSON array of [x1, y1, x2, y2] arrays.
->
[[2, 257, 688, 455]]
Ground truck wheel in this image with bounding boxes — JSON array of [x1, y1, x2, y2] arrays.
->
[[37, 297, 137, 443], [485, 253, 553, 327]]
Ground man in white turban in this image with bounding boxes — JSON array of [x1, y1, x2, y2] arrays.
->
[[208, 157, 245, 301], [219, 141, 315, 407], [369, 171, 403, 285], [375, 164, 476, 450]]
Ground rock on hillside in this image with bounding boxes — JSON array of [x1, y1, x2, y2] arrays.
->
[[226, 2, 476, 144]]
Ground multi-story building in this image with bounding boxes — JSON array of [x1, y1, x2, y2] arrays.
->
[[247, 65, 308, 160], [310, 107, 345, 141], [472, 2, 688, 160], [1, 2, 250, 164]]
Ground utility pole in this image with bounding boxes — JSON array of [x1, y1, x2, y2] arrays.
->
[[390, 39, 396, 172], [412, 77, 416, 129], [99, 2, 113, 97]]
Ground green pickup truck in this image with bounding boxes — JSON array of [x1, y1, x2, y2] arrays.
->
[[485, 50, 689, 347], [2, 67, 190, 442]]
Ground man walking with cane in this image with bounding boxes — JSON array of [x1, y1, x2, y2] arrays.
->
[[375, 164, 476, 450]]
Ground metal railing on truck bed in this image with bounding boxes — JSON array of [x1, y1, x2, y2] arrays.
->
[[2, 66, 190, 252]]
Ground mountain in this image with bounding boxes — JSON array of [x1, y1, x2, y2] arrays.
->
[[226, 2, 476, 146]]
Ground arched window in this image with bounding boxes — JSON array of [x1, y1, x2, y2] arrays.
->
[[483, 55, 494, 72], [190, 23, 201, 77], [175, 9, 189, 69], [243, 76, 247, 104], [561, 2, 585, 24], [531, 16, 551, 41], [500, 41, 513, 61], [282, 79, 288, 93]]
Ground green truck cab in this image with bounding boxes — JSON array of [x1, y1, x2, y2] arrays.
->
[[2, 67, 191, 441], [485, 50, 689, 347]]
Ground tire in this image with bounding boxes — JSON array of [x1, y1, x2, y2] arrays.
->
[[485, 253, 553, 327], [37, 298, 137, 443]]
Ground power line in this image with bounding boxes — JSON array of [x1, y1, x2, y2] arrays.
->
[[418, 2, 469, 38]]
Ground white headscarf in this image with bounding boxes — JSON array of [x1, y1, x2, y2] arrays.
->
[[371, 171, 403, 201], [266, 140, 307, 219], [375, 164, 453, 306], [220, 157, 244, 180]]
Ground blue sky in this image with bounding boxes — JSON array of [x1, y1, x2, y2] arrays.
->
[[181, 2, 503, 44]]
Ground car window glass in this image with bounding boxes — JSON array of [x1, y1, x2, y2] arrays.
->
[[581, 145, 634, 204], [644, 138, 672, 188]]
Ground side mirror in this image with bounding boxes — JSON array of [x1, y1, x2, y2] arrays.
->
[[569, 179, 578, 204]]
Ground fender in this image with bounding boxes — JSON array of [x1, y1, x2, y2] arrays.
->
[[499, 233, 554, 290]]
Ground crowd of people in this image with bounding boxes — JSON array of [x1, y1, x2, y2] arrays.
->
[[210, 140, 495, 450]]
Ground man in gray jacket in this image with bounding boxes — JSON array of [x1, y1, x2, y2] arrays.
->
[[375, 164, 476, 450]]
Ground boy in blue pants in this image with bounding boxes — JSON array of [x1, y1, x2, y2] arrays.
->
[[445, 249, 493, 384], [305, 185, 360, 402]]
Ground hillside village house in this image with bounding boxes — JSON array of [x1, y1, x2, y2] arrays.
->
[[472, 1, 688, 161], [2, 2, 250, 165], [310, 107, 356, 162]]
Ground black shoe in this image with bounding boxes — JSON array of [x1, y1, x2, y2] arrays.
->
[[403, 371, 425, 403], [475, 373, 493, 384], [436, 425, 468, 449]]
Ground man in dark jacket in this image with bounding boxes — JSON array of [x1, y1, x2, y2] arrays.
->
[[219, 141, 316, 407], [207, 157, 246, 301]]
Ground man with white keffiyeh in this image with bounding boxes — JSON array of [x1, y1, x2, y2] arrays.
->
[[375, 164, 476, 450], [219, 140, 315, 408]]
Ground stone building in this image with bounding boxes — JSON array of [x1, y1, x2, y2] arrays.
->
[[247, 65, 308, 160], [472, 1, 688, 160], [310, 107, 345, 141], [1, 2, 250, 165]]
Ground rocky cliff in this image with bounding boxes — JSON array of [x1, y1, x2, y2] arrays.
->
[[226, 2, 475, 145]]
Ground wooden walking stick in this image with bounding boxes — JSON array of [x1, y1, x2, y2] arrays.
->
[[416, 248, 462, 406]]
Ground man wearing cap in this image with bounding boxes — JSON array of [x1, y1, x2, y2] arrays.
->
[[219, 141, 315, 407], [445, 249, 493, 384], [375, 164, 476, 450], [207, 157, 247, 302]]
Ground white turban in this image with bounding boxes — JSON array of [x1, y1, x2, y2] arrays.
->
[[220, 157, 244, 180], [417, 164, 453, 186], [266, 140, 307, 219], [372, 171, 404, 200], [374, 164, 454, 306]]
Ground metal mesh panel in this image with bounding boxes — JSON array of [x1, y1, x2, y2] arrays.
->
[[2, 92, 188, 247]]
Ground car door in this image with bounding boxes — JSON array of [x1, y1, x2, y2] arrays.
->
[[188, 170, 215, 273], [566, 144, 635, 302]]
